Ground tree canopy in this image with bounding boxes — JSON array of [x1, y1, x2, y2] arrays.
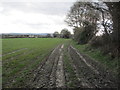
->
[[65, 1, 120, 58], [53, 31, 59, 38], [60, 28, 71, 39]]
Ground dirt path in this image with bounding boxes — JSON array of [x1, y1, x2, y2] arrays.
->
[[28, 44, 118, 88], [29, 44, 65, 88], [68, 45, 117, 88]]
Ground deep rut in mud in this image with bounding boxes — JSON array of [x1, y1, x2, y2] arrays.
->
[[29, 44, 65, 88], [28, 44, 118, 88], [68, 45, 117, 88]]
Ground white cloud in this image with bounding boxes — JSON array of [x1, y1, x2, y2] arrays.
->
[[0, 1, 73, 34], [0, 0, 76, 2]]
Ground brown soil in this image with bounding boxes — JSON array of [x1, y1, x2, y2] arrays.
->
[[28, 44, 65, 88], [68, 45, 118, 88], [27, 44, 118, 88]]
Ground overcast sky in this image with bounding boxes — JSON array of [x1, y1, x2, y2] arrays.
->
[[0, 0, 76, 34]]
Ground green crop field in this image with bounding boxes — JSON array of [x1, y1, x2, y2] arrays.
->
[[2, 38, 69, 88]]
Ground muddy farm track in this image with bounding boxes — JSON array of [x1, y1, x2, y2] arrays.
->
[[27, 44, 118, 88]]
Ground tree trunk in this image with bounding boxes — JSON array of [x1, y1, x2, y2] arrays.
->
[[105, 2, 120, 43], [105, 2, 120, 57]]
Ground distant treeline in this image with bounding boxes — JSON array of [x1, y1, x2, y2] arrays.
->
[[1, 34, 52, 38], [53, 28, 71, 39], [1, 28, 72, 39]]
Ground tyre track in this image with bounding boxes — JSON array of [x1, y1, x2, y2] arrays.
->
[[68, 45, 117, 88], [28, 44, 117, 88], [2, 48, 28, 57], [56, 44, 65, 87], [30, 45, 60, 88], [68, 46, 93, 88], [29, 44, 65, 88]]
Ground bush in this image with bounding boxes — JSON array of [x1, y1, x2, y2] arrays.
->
[[89, 35, 119, 59], [73, 24, 95, 44], [89, 36, 103, 48]]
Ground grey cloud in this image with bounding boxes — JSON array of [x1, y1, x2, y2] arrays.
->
[[1, 2, 74, 15], [0, 1, 74, 33]]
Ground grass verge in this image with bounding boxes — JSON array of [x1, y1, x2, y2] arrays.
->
[[71, 40, 119, 75]]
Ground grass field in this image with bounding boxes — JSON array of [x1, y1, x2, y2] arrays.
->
[[2, 38, 118, 88], [2, 38, 69, 88]]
